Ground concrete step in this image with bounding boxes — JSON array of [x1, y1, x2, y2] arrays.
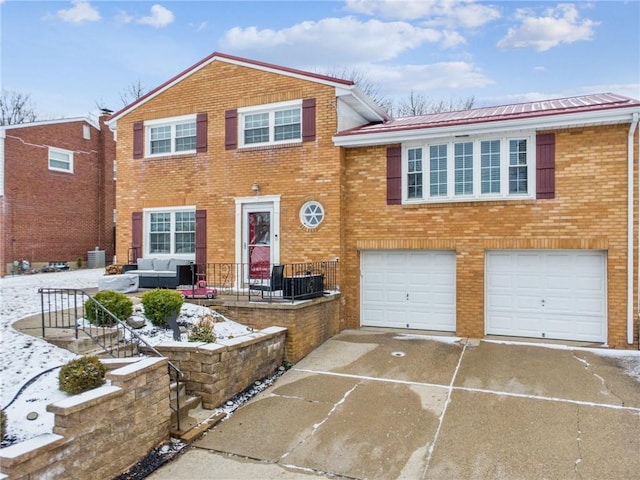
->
[[170, 407, 226, 442], [45, 329, 124, 355]]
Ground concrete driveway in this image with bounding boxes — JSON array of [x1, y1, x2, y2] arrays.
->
[[149, 330, 640, 480]]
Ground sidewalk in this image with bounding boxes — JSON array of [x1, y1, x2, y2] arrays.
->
[[149, 330, 640, 479]]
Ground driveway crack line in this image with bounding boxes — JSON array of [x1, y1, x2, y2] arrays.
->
[[279, 382, 361, 462], [571, 351, 625, 406], [574, 404, 584, 479], [294, 368, 640, 412], [421, 340, 469, 480]]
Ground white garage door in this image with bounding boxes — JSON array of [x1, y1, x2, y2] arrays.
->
[[486, 250, 606, 342], [361, 250, 456, 331]]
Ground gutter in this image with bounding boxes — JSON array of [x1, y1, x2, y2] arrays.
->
[[628, 113, 638, 345]]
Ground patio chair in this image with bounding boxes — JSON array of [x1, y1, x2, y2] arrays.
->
[[250, 265, 285, 299]]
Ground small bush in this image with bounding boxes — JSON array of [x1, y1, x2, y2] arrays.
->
[[188, 314, 217, 343], [84, 290, 133, 326], [59, 356, 107, 395], [0, 409, 6, 440], [141, 289, 184, 327]]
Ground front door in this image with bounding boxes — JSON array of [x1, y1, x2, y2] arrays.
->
[[244, 206, 273, 282]]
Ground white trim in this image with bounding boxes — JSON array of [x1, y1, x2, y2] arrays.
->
[[234, 195, 281, 288], [401, 133, 535, 204], [1, 116, 100, 131], [144, 114, 197, 158], [142, 205, 196, 259], [238, 100, 302, 148], [48, 146, 74, 173], [299, 200, 325, 228], [333, 107, 640, 147], [628, 113, 638, 344]]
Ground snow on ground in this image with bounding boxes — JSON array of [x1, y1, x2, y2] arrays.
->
[[0, 268, 252, 447]]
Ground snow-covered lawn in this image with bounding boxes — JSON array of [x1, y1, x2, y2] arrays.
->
[[0, 268, 252, 446]]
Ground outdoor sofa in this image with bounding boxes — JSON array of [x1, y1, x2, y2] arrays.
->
[[123, 258, 191, 288]]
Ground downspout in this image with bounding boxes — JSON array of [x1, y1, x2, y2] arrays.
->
[[628, 112, 638, 345]]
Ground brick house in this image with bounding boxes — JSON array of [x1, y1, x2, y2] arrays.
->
[[107, 52, 640, 349], [0, 116, 116, 275]]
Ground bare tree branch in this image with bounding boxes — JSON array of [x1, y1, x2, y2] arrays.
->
[[0, 90, 38, 125], [322, 67, 392, 114], [395, 93, 476, 117], [119, 79, 147, 107]]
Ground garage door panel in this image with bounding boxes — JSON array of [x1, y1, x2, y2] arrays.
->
[[487, 294, 513, 309], [486, 250, 606, 343], [361, 250, 455, 331]]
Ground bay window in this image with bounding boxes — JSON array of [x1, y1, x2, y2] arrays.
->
[[404, 134, 533, 203]]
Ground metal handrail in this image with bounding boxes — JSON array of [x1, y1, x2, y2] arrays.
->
[[39, 288, 184, 430], [185, 260, 339, 301]]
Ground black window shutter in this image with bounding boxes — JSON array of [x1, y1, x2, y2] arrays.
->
[[302, 98, 316, 142], [133, 122, 144, 159], [536, 133, 555, 199], [387, 147, 402, 205], [131, 211, 143, 263], [225, 109, 238, 150], [196, 113, 208, 152], [195, 210, 207, 279]]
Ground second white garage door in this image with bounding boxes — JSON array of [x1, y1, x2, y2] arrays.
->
[[486, 250, 607, 343], [361, 250, 456, 331]]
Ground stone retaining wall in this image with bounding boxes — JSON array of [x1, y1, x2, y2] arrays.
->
[[0, 357, 170, 480], [215, 294, 342, 363], [0, 326, 288, 479], [155, 326, 287, 409]]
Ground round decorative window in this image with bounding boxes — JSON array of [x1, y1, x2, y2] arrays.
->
[[300, 201, 324, 228]]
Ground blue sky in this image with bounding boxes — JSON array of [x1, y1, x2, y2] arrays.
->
[[1, 0, 639, 119]]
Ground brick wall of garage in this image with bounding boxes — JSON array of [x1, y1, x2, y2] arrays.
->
[[113, 62, 345, 311], [342, 124, 639, 349]]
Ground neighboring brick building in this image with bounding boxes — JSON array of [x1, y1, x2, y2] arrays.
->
[[107, 52, 640, 349], [0, 116, 116, 275]]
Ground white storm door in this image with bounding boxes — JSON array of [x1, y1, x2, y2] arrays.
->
[[244, 205, 274, 282], [360, 250, 456, 331]]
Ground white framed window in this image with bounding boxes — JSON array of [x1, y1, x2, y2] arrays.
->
[[145, 114, 197, 157], [403, 133, 534, 203], [300, 201, 324, 228], [239, 100, 302, 148], [48, 147, 74, 173], [144, 207, 196, 257], [83, 124, 91, 140]]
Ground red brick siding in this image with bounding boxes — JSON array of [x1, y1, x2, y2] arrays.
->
[[2, 119, 115, 273]]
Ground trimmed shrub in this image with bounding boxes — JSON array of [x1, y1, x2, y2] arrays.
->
[[141, 289, 184, 327], [59, 356, 107, 395], [188, 314, 217, 343], [84, 290, 133, 326], [0, 409, 6, 440]]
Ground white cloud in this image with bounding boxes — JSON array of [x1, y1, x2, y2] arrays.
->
[[579, 83, 640, 100], [192, 21, 207, 32], [497, 3, 599, 51], [345, 0, 501, 28], [336, 61, 494, 99], [221, 16, 455, 64], [57, 0, 100, 24], [115, 10, 134, 24], [533, 66, 547, 72], [137, 4, 175, 28]]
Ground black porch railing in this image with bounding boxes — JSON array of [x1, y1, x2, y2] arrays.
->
[[180, 260, 339, 302], [39, 288, 184, 430]]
